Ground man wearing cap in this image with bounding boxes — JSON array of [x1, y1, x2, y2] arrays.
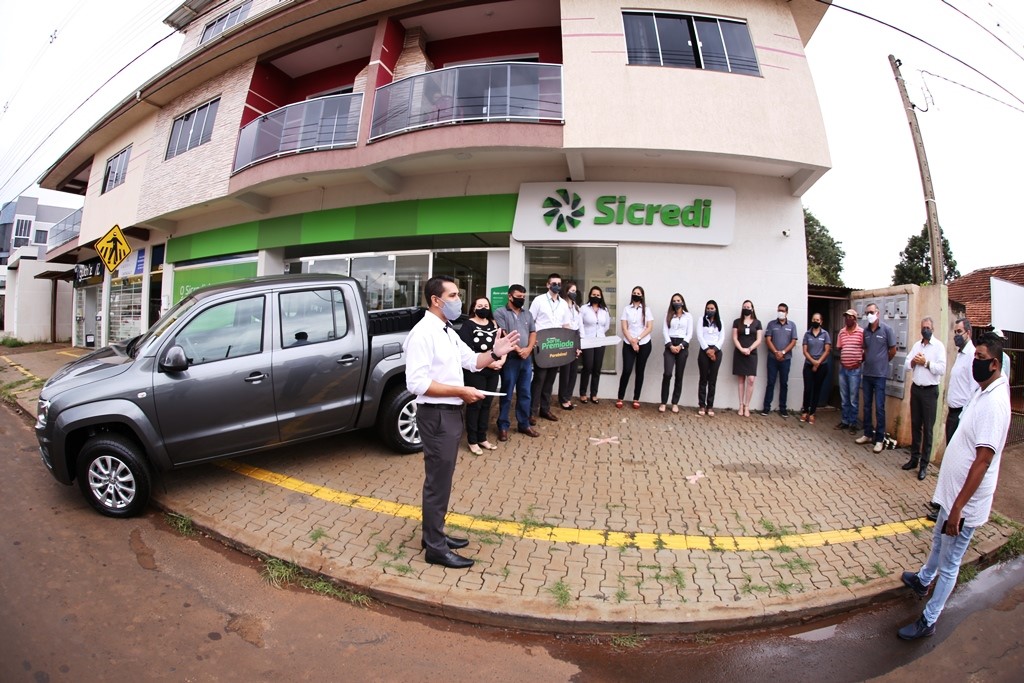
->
[[855, 302, 897, 453], [901, 316, 946, 480], [834, 308, 865, 433]]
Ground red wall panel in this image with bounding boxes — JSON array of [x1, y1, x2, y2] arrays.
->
[[426, 27, 562, 66], [289, 58, 368, 101], [243, 62, 291, 126]]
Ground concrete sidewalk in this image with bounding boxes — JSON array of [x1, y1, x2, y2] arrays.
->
[[4, 345, 1020, 634]]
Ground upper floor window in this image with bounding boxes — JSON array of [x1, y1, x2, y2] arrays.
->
[[13, 218, 31, 247], [200, 1, 252, 45], [166, 98, 220, 160], [102, 145, 132, 194], [623, 11, 760, 76], [33, 229, 48, 245]]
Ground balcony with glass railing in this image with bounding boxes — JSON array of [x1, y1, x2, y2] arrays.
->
[[47, 208, 82, 252], [369, 62, 563, 141], [233, 92, 363, 172]]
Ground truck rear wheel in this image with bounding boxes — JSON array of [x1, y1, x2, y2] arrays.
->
[[76, 434, 152, 518], [377, 387, 422, 454]]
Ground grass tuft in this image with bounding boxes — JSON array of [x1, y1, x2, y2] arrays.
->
[[548, 580, 572, 608], [611, 634, 646, 649], [164, 513, 196, 537]]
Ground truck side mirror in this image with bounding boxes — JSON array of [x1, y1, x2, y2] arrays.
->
[[159, 345, 190, 373]]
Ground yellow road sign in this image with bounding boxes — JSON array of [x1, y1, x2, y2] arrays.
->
[[96, 224, 132, 272]]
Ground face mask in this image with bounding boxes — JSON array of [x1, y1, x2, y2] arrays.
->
[[866, 313, 878, 325], [567, 290, 577, 302], [954, 334, 966, 350], [972, 357, 995, 383], [672, 302, 683, 311], [921, 328, 933, 341], [510, 297, 525, 310], [706, 309, 716, 318], [549, 283, 561, 294], [777, 311, 786, 321], [811, 321, 821, 330], [437, 297, 462, 322], [589, 296, 602, 306], [742, 308, 753, 317], [631, 294, 642, 303], [475, 308, 492, 319]]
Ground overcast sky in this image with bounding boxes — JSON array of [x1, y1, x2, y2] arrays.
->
[[1, 0, 1022, 290]]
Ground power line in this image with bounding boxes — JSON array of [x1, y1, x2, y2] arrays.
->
[[919, 68, 1024, 114], [942, 0, 1024, 63], [817, 0, 1024, 107]]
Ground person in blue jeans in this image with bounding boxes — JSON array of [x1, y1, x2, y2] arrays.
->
[[835, 309, 864, 434], [493, 285, 538, 441], [855, 302, 897, 453], [761, 302, 798, 417], [898, 334, 1010, 640]]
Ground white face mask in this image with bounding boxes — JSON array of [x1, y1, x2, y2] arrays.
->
[[777, 311, 786, 321], [866, 312, 878, 325]]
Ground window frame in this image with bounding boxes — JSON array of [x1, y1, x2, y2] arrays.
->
[[200, 0, 252, 45], [102, 145, 133, 194], [174, 295, 266, 365], [622, 10, 760, 77], [278, 287, 350, 349], [13, 218, 31, 248], [166, 98, 221, 160]]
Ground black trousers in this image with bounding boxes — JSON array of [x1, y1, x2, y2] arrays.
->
[[618, 342, 652, 401], [530, 359, 558, 416], [558, 357, 579, 404], [417, 404, 463, 555], [801, 361, 829, 415], [945, 406, 963, 445], [661, 345, 689, 404], [697, 349, 722, 409], [579, 346, 606, 398], [464, 370, 498, 444], [910, 383, 939, 464]]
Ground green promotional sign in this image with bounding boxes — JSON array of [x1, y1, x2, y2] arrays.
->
[[173, 262, 257, 303], [490, 285, 508, 311]]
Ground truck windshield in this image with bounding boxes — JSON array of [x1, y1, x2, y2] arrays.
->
[[130, 297, 200, 358]]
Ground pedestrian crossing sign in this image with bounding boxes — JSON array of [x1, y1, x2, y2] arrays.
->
[[96, 224, 132, 272]]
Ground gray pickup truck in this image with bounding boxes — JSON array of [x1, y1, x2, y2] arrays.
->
[[35, 275, 422, 517]]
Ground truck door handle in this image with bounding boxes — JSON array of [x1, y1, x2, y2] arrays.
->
[[244, 372, 268, 383], [337, 355, 359, 365]]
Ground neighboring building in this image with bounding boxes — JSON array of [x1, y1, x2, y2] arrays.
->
[[1, 194, 81, 340], [37, 0, 832, 407], [947, 262, 1024, 328]]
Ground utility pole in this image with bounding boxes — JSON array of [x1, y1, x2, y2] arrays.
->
[[889, 54, 944, 285]]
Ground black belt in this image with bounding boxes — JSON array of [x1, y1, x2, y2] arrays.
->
[[948, 406, 964, 413], [419, 403, 463, 411]]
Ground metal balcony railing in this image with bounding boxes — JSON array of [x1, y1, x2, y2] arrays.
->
[[233, 92, 363, 172], [369, 62, 563, 141], [47, 208, 82, 251]]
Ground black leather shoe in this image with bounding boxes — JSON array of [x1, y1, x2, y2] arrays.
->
[[517, 426, 540, 437], [901, 570, 929, 598], [424, 550, 474, 569], [901, 457, 920, 470], [540, 411, 559, 422], [928, 501, 941, 511], [834, 422, 849, 431], [897, 616, 935, 640], [918, 466, 928, 481], [497, 429, 509, 442], [421, 535, 469, 550], [926, 509, 939, 523]]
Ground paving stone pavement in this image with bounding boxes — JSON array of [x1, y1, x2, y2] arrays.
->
[[4, 346, 1019, 634]]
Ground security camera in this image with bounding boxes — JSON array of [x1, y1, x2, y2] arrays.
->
[[782, 229, 791, 237]]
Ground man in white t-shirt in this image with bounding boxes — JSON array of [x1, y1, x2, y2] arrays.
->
[[897, 333, 1011, 640]]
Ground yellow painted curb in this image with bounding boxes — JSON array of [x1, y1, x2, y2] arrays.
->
[[216, 460, 935, 551]]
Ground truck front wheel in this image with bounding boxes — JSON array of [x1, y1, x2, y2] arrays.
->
[[377, 388, 422, 454], [76, 434, 152, 518]]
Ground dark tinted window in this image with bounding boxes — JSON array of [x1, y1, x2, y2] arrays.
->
[[623, 11, 759, 76], [176, 296, 264, 364], [279, 289, 349, 348]]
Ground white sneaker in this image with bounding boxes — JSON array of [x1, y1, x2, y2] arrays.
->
[[873, 442, 884, 454], [855, 435, 872, 445]]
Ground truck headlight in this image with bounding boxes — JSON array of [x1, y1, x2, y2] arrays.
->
[[36, 399, 50, 427]]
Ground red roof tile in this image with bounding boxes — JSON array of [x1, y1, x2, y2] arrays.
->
[[947, 263, 1024, 327]]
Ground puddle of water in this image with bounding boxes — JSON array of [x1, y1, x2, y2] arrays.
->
[[788, 623, 837, 642]]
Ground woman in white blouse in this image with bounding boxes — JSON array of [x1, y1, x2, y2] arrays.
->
[[660, 293, 693, 413], [557, 280, 583, 410], [578, 285, 611, 403], [617, 285, 654, 409], [695, 299, 724, 416]]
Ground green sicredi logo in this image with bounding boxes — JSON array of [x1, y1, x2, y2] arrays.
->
[[542, 189, 585, 232], [541, 336, 575, 350], [541, 191, 714, 231]]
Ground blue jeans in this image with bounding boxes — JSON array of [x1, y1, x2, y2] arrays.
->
[[498, 354, 532, 432], [763, 355, 791, 411], [918, 507, 976, 626], [839, 366, 861, 427], [861, 375, 887, 442]]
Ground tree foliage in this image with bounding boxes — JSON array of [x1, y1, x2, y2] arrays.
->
[[804, 208, 845, 287], [891, 224, 960, 286]]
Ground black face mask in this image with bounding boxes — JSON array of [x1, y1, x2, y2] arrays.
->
[[811, 321, 821, 330], [922, 328, 933, 341], [672, 302, 683, 311], [510, 297, 525, 309], [567, 291, 577, 303], [631, 294, 642, 303], [589, 296, 602, 306], [972, 357, 996, 384], [549, 283, 561, 294], [705, 309, 715, 318], [954, 334, 967, 350], [475, 308, 492, 319], [742, 308, 753, 317]]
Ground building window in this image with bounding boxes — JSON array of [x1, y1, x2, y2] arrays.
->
[[102, 145, 132, 194], [200, 1, 252, 45], [13, 218, 31, 247], [33, 229, 48, 244], [166, 99, 220, 160], [622, 11, 760, 76]]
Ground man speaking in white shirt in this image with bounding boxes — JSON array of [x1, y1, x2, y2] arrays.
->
[[902, 316, 946, 481]]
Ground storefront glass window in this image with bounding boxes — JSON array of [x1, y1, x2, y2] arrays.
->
[[108, 278, 143, 342], [432, 251, 488, 314]]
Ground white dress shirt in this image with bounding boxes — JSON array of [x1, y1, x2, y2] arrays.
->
[[566, 302, 581, 331], [404, 313, 479, 404], [580, 304, 610, 339], [663, 312, 694, 347], [620, 304, 653, 345], [530, 292, 570, 331], [696, 317, 725, 350], [947, 339, 978, 409], [904, 337, 947, 386]]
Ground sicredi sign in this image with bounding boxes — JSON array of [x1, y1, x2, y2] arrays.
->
[[512, 182, 735, 245]]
